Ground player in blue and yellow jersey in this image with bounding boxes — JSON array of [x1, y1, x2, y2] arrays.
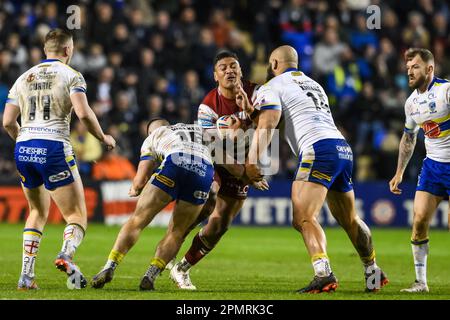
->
[[91, 119, 215, 291], [238, 45, 388, 293], [3, 29, 115, 290], [390, 48, 450, 293]]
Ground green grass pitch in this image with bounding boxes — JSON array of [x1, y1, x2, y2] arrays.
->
[[1, 223, 449, 300]]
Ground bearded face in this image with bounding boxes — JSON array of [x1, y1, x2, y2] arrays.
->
[[406, 55, 432, 90]]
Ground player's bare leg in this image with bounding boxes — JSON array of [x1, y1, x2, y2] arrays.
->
[[91, 183, 171, 289], [327, 189, 388, 292], [18, 185, 50, 290], [141, 200, 204, 291], [291, 181, 338, 293], [165, 183, 218, 270], [401, 191, 442, 293], [49, 176, 88, 289], [171, 193, 244, 289]]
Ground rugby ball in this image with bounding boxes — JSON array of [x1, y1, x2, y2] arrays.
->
[[216, 115, 241, 140]]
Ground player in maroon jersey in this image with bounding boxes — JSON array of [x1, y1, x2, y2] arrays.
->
[[169, 51, 266, 289]]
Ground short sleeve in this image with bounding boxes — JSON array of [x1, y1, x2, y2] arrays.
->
[[140, 135, 156, 161], [6, 80, 19, 106], [253, 84, 282, 111], [69, 72, 87, 95], [404, 100, 419, 134], [198, 104, 218, 129], [445, 83, 450, 105]]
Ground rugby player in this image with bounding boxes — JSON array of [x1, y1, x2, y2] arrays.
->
[[91, 119, 215, 291], [169, 51, 266, 290], [389, 48, 450, 293], [3, 29, 116, 290], [238, 45, 388, 293]]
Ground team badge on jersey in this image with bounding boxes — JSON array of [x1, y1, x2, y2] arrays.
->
[[428, 101, 437, 113], [26, 73, 35, 82]]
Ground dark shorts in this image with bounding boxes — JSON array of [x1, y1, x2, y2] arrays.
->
[[294, 139, 354, 192], [14, 139, 77, 190], [416, 157, 450, 197], [150, 154, 214, 205], [215, 166, 249, 200]]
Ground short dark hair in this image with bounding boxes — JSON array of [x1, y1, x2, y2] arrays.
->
[[44, 28, 73, 54], [404, 48, 434, 63], [213, 50, 238, 67], [146, 117, 168, 133]]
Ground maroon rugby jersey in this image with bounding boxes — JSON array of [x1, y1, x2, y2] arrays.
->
[[197, 80, 257, 128]]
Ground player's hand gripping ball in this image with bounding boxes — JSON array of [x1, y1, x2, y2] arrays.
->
[[216, 114, 242, 140]]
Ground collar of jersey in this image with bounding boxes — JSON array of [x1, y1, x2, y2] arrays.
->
[[283, 67, 298, 73], [40, 58, 62, 63], [427, 76, 448, 91]]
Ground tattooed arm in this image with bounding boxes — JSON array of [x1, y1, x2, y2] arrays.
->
[[389, 131, 417, 195]]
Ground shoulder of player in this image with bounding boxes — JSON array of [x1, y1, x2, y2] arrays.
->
[[143, 127, 162, 146], [434, 79, 450, 92], [201, 87, 218, 106], [14, 69, 30, 83], [259, 77, 281, 92], [404, 91, 417, 109], [55, 61, 84, 78]]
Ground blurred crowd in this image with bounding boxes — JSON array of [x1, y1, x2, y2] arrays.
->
[[1, 0, 449, 182]]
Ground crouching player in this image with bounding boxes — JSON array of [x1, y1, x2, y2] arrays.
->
[[91, 119, 214, 291]]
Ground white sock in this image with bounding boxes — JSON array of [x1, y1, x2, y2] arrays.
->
[[312, 254, 332, 277], [412, 240, 429, 284], [61, 224, 85, 259], [22, 229, 42, 277]]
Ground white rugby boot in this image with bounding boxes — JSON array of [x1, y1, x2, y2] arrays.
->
[[169, 262, 197, 290], [400, 280, 429, 293]]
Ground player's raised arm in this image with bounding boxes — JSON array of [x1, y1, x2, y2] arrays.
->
[[2, 103, 21, 140], [236, 85, 261, 123], [70, 91, 116, 149]]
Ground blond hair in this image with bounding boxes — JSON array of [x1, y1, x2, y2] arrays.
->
[[44, 29, 72, 54]]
